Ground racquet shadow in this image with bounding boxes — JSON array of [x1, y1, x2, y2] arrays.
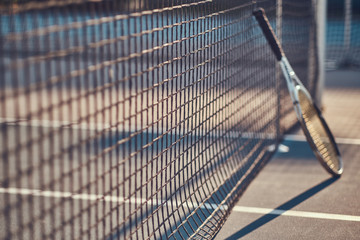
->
[[224, 177, 338, 240]]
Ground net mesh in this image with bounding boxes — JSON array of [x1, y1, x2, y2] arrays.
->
[[326, 0, 360, 69], [279, 0, 319, 133], [0, 0, 318, 239]]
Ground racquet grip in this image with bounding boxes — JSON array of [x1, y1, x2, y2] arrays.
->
[[253, 8, 284, 61]]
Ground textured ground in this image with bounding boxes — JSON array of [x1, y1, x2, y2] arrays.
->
[[215, 70, 360, 239]]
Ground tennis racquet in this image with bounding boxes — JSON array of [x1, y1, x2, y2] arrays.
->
[[253, 8, 343, 177]]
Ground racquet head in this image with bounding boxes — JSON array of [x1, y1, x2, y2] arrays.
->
[[295, 86, 343, 176]]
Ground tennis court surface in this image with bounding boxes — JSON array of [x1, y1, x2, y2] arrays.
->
[[1, 0, 359, 239], [215, 70, 360, 239]]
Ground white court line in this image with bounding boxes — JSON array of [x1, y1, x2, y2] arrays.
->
[[233, 206, 360, 222], [1, 187, 359, 222], [284, 134, 360, 146], [0, 117, 276, 140], [3, 117, 359, 146], [0, 187, 161, 205], [3, 118, 359, 145], [0, 187, 227, 211]]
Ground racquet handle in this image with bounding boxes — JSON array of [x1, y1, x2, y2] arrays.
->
[[253, 8, 284, 61]]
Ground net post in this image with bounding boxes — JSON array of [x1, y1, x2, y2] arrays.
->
[[344, 0, 352, 55], [276, 0, 282, 138], [315, 0, 327, 107]]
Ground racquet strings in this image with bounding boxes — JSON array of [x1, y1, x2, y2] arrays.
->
[[298, 90, 341, 172]]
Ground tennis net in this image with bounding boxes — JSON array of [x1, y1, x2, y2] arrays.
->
[[0, 0, 319, 239]]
